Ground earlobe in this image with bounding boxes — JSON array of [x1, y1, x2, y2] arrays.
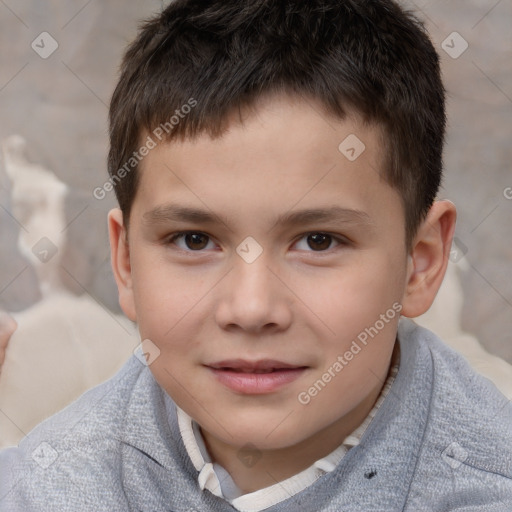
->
[[108, 208, 137, 322], [401, 200, 457, 318]]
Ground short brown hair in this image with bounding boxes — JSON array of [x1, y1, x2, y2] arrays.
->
[[108, 0, 445, 245]]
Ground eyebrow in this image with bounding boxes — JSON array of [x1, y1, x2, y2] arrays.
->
[[143, 204, 372, 230]]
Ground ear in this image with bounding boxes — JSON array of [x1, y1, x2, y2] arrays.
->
[[400, 200, 457, 318], [108, 208, 137, 322]]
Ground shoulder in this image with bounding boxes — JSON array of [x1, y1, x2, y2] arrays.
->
[[399, 319, 511, 441], [418, 324, 511, 451], [0, 356, 147, 511], [399, 321, 512, 507]]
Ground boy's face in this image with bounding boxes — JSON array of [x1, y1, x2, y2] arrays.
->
[[114, 94, 411, 451]]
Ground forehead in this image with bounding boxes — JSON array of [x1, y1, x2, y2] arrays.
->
[[133, 93, 400, 231]]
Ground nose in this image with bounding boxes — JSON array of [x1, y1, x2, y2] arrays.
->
[[214, 254, 293, 335]]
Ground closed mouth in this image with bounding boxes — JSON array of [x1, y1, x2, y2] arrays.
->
[[206, 359, 308, 374], [214, 367, 304, 374]]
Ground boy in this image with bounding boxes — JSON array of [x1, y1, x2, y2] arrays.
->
[[1, 0, 511, 510]]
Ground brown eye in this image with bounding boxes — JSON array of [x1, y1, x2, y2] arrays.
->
[[168, 232, 213, 251], [306, 233, 332, 251], [184, 233, 210, 250]]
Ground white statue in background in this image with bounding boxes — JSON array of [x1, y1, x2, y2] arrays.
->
[[0, 136, 137, 448]]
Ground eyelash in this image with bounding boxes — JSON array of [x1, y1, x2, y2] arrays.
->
[[165, 231, 349, 254]]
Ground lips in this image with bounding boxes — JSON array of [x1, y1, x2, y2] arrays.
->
[[206, 359, 308, 394], [207, 359, 306, 373]]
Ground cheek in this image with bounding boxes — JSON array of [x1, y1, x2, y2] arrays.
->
[[301, 254, 406, 342], [129, 251, 200, 344], [292, 264, 404, 432]]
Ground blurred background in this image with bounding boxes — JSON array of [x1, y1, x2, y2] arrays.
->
[[0, 0, 511, 362]]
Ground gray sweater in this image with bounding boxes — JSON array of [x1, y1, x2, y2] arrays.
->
[[1, 319, 511, 511]]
